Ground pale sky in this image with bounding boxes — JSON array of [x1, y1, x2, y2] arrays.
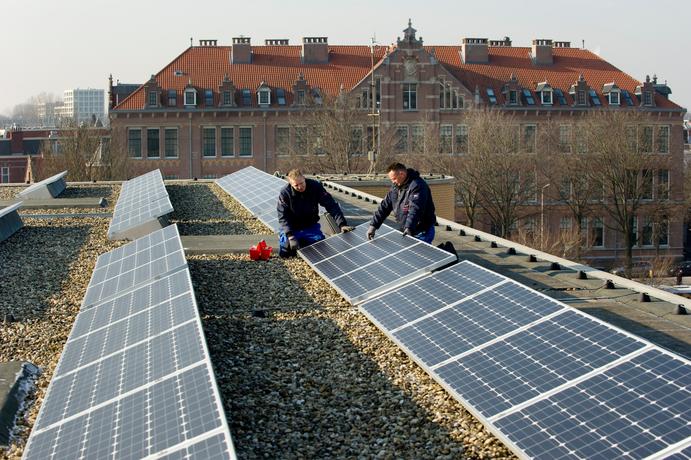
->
[[1, 0, 688, 116]]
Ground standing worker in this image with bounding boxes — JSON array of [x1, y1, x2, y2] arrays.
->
[[367, 162, 437, 243], [277, 168, 353, 257]]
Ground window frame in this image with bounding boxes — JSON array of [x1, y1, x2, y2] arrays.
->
[[402, 83, 417, 110], [204, 89, 214, 106], [202, 127, 217, 158], [608, 90, 620, 106], [184, 89, 197, 106], [148, 91, 158, 107], [395, 126, 409, 153], [239, 127, 252, 157], [128, 128, 142, 158], [164, 128, 178, 158], [439, 124, 453, 154], [275, 126, 290, 156], [455, 124, 468, 155], [167, 89, 177, 106], [657, 125, 670, 154], [257, 89, 271, 106], [221, 127, 234, 157], [541, 89, 553, 105], [146, 127, 160, 159], [0, 166, 9, 183]]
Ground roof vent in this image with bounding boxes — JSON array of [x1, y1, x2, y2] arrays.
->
[[265, 39, 289, 46], [174, 70, 184, 77]]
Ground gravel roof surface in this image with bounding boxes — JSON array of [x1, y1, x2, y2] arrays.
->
[[0, 182, 514, 459]]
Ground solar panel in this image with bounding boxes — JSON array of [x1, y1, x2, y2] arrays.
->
[[215, 166, 287, 232], [359, 260, 691, 459], [17, 170, 67, 199], [24, 225, 235, 459], [0, 201, 23, 242], [83, 224, 186, 309], [108, 169, 173, 240], [299, 223, 456, 304]]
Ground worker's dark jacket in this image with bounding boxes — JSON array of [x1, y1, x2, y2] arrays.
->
[[277, 178, 347, 236], [370, 168, 436, 234]]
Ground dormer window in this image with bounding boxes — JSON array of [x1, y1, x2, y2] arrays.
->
[[258, 88, 271, 106], [222, 90, 233, 106], [311, 88, 322, 105], [508, 90, 518, 105], [536, 82, 552, 105], [296, 90, 306, 105], [643, 91, 653, 106], [148, 91, 158, 107], [577, 90, 586, 105], [167, 89, 177, 106], [242, 89, 252, 106], [609, 91, 620, 105], [204, 89, 213, 106], [184, 88, 197, 106], [276, 88, 286, 106]]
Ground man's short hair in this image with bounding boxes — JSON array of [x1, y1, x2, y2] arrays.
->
[[287, 168, 304, 180], [386, 162, 406, 173]]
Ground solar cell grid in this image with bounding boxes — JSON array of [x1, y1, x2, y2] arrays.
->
[[495, 349, 691, 459]]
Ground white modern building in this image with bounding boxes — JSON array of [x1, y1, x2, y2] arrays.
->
[[55, 88, 106, 125]]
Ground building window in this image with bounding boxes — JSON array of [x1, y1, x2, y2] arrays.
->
[[1, 167, 8, 183], [641, 126, 653, 153], [350, 127, 363, 156], [128, 128, 142, 158], [541, 90, 553, 105], [148, 91, 158, 107], [641, 170, 653, 200], [147, 128, 160, 158], [643, 91, 653, 106], [168, 90, 177, 106], [626, 126, 637, 152], [609, 91, 620, 105], [455, 125, 468, 154], [395, 126, 408, 153], [575, 127, 587, 154], [222, 90, 233, 106], [658, 217, 669, 246], [258, 89, 271, 106], [276, 126, 289, 156], [593, 218, 604, 247], [631, 216, 639, 247], [560, 217, 572, 236], [508, 90, 518, 105], [411, 125, 424, 152], [559, 125, 571, 153], [522, 125, 536, 153], [221, 127, 234, 156], [164, 128, 178, 158], [642, 217, 654, 246], [294, 127, 308, 155], [657, 170, 669, 199], [239, 127, 252, 156], [575, 90, 586, 106], [184, 89, 196, 106], [276, 89, 287, 106], [204, 89, 214, 106], [403, 83, 417, 110], [296, 90, 305, 105], [202, 127, 216, 157], [657, 126, 669, 153], [440, 125, 452, 154]]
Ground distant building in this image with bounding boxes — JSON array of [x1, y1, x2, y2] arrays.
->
[[0, 128, 52, 183], [36, 101, 62, 127], [108, 75, 140, 109], [56, 88, 106, 126]]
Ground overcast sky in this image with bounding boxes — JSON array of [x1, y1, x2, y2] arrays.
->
[[1, 0, 687, 116]]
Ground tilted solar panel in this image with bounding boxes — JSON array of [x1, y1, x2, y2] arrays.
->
[[299, 223, 456, 304], [0, 201, 23, 242], [359, 260, 691, 459], [23, 225, 235, 460], [215, 166, 286, 233], [17, 170, 68, 199]]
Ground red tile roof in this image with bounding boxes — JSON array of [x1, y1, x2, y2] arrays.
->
[[114, 43, 680, 110]]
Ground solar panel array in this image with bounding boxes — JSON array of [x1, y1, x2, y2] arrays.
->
[[24, 225, 236, 460], [0, 201, 24, 242], [359, 260, 691, 459], [299, 223, 457, 304], [17, 170, 68, 199], [108, 169, 173, 240], [215, 166, 287, 232]]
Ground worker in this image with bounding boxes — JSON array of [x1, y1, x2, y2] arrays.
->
[[367, 162, 436, 243], [277, 168, 353, 257]]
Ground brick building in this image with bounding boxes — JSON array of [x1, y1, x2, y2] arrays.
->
[[109, 21, 687, 264]]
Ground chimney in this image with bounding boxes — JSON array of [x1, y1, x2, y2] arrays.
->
[[532, 39, 553, 65], [553, 41, 571, 48], [302, 37, 329, 64], [231, 37, 252, 64], [461, 38, 488, 64], [199, 39, 217, 46], [489, 36, 512, 47], [265, 39, 289, 46]]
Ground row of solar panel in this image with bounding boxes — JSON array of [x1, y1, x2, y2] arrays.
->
[[299, 224, 691, 458], [108, 169, 174, 240], [23, 225, 236, 459], [215, 166, 287, 232], [17, 170, 68, 200], [0, 201, 23, 242]]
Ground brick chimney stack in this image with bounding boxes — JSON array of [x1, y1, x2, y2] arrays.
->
[[461, 38, 489, 64], [231, 37, 252, 64], [302, 37, 329, 64], [532, 39, 553, 65]]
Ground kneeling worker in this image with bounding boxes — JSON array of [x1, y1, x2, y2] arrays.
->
[[277, 168, 353, 257], [367, 162, 436, 243]]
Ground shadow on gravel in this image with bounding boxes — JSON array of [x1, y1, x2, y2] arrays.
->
[[61, 185, 114, 200], [167, 184, 234, 220], [188, 257, 469, 459], [0, 222, 91, 321], [174, 220, 257, 236]]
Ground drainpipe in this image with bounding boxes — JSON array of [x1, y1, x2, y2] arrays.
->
[[188, 113, 193, 179], [263, 111, 267, 172]]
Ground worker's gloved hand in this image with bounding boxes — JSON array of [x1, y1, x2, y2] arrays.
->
[[402, 228, 413, 237], [340, 225, 354, 233], [288, 236, 300, 252], [367, 226, 376, 240]]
